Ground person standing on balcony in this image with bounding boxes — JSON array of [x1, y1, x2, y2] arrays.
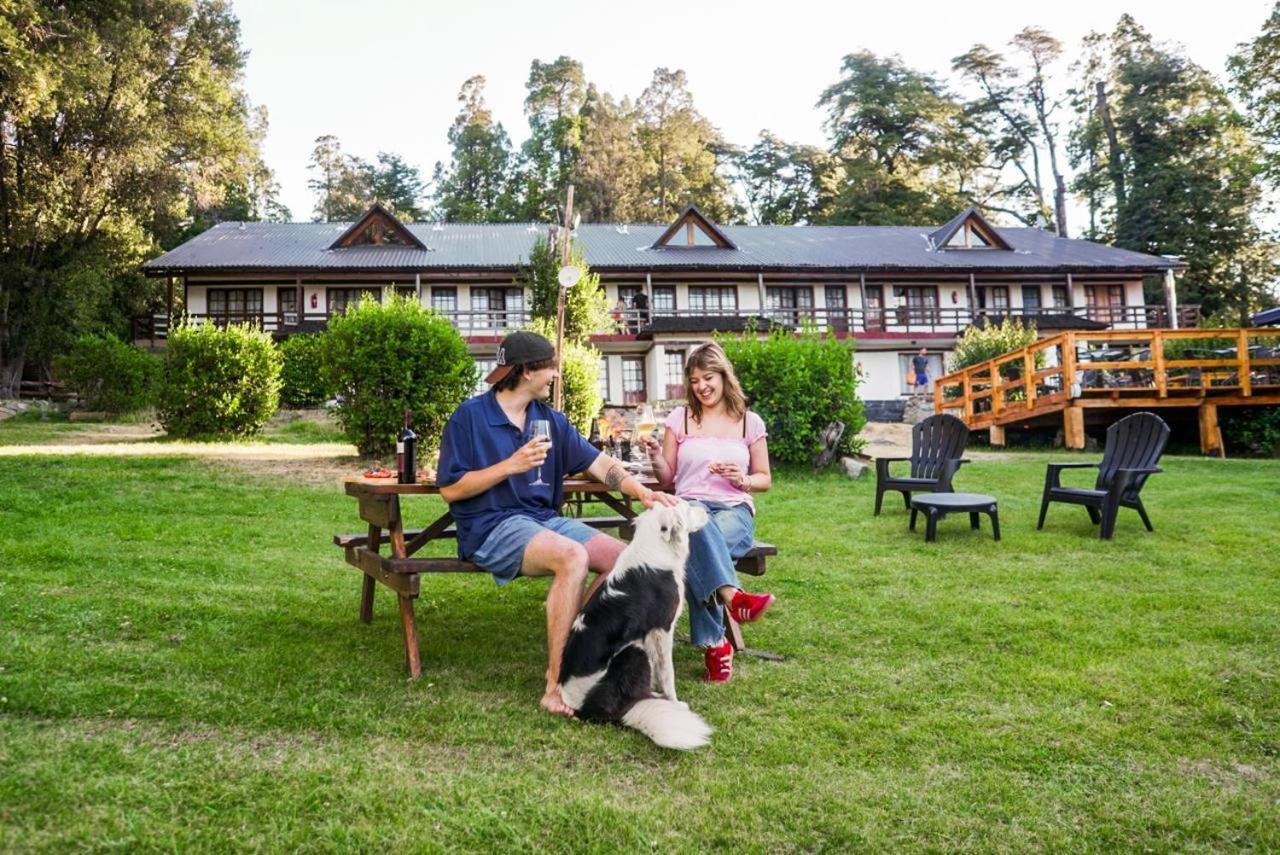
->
[[630, 290, 649, 333], [912, 348, 930, 398], [612, 296, 627, 330], [436, 331, 680, 718], [640, 341, 776, 683]]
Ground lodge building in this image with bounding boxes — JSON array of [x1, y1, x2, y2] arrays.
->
[[139, 203, 1190, 419]]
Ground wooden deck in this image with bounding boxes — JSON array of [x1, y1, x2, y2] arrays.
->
[[933, 328, 1280, 456]]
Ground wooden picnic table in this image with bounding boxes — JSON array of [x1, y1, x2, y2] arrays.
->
[[335, 472, 775, 678]]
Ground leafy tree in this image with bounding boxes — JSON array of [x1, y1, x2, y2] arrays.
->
[[635, 68, 738, 222], [0, 0, 278, 395], [575, 87, 646, 222], [517, 237, 613, 345], [952, 27, 1069, 233], [431, 76, 518, 222], [733, 132, 839, 224], [1069, 15, 1275, 322], [517, 57, 587, 221], [817, 51, 989, 225], [308, 139, 426, 222], [1230, 2, 1280, 185]]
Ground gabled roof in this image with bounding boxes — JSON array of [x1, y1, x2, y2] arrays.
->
[[143, 221, 1186, 274], [928, 207, 1013, 251], [650, 205, 737, 250], [328, 202, 427, 251]]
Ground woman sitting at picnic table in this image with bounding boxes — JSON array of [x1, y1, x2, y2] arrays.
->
[[640, 341, 776, 682]]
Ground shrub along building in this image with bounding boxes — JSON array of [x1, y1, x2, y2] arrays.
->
[[139, 202, 1192, 421]]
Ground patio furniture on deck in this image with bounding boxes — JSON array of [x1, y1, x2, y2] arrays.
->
[[874, 413, 971, 515], [1037, 412, 1170, 540]]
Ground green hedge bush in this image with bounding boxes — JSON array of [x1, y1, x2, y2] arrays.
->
[[55, 334, 161, 413], [321, 295, 477, 458], [279, 333, 330, 408], [158, 322, 282, 439], [949, 317, 1039, 373], [718, 328, 864, 463], [1221, 405, 1280, 457]]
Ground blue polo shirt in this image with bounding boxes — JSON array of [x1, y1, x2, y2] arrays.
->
[[437, 390, 601, 560]]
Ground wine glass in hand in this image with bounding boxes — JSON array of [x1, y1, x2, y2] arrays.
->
[[529, 419, 552, 486]]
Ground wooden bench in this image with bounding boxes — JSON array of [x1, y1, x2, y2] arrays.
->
[[337, 478, 778, 677]]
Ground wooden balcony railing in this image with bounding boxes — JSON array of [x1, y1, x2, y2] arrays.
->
[[132, 303, 1204, 342], [934, 327, 1280, 428]]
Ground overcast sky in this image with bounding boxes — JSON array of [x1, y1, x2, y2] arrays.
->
[[231, 0, 1275, 230]]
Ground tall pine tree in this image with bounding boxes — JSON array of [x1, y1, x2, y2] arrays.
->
[[431, 76, 517, 222]]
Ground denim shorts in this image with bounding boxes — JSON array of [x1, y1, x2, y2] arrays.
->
[[469, 514, 600, 585]]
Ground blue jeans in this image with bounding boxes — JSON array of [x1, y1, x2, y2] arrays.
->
[[684, 500, 756, 647]]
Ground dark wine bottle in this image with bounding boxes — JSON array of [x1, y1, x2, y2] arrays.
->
[[588, 417, 604, 451], [397, 409, 417, 484]]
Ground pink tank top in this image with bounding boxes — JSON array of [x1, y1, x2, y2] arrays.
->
[[664, 406, 768, 512]]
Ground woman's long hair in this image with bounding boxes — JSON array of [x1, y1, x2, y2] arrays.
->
[[683, 341, 747, 424]]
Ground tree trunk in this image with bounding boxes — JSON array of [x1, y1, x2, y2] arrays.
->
[[1, 341, 26, 399], [1095, 82, 1126, 210]]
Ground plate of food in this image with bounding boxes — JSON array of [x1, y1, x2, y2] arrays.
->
[[362, 465, 395, 479]]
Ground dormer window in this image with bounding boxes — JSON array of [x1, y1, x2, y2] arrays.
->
[[329, 202, 427, 251], [945, 223, 993, 248], [651, 205, 736, 250], [930, 207, 1011, 251]]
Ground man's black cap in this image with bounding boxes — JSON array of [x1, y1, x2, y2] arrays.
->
[[485, 331, 557, 384]]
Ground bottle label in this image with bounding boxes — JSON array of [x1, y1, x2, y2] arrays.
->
[[396, 442, 404, 454]]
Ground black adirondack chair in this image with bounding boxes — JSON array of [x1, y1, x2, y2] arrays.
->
[[1037, 411, 1170, 540], [874, 414, 971, 515]]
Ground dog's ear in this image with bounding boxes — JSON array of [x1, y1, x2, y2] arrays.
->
[[685, 502, 709, 532], [658, 506, 683, 544]]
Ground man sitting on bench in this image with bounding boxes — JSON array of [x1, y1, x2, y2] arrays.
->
[[437, 331, 679, 718]]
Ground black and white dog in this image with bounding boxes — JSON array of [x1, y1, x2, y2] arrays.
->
[[558, 502, 713, 750]]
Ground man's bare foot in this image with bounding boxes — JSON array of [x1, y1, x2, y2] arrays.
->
[[540, 688, 575, 718]]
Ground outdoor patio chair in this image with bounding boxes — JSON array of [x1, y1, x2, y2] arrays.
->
[[1037, 411, 1170, 540], [874, 413, 971, 515]]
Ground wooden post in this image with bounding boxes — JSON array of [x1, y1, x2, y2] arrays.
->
[[1065, 272, 1075, 309], [553, 185, 575, 410], [1023, 349, 1036, 411], [295, 273, 303, 325], [1063, 405, 1085, 450], [858, 273, 868, 332], [967, 273, 978, 321], [933, 376, 943, 414], [1163, 268, 1179, 330], [415, 272, 422, 305], [962, 370, 973, 422], [166, 275, 174, 324], [989, 359, 1002, 418], [1239, 328, 1252, 397], [989, 424, 1006, 446], [1063, 332, 1077, 397], [1153, 329, 1167, 398], [1198, 403, 1223, 457]]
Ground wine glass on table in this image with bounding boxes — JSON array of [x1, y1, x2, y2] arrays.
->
[[529, 419, 552, 486]]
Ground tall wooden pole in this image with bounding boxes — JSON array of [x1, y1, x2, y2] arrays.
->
[[553, 185, 575, 410]]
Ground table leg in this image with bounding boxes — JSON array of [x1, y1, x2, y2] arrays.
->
[[399, 594, 421, 678], [909, 507, 918, 531], [926, 509, 939, 543], [969, 511, 980, 531], [990, 507, 1001, 542], [360, 523, 380, 624], [387, 496, 423, 679], [724, 607, 746, 652]]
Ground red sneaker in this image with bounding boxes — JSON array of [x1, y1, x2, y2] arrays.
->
[[703, 638, 733, 682], [728, 590, 775, 624]]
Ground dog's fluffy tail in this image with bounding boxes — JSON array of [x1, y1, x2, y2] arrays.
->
[[621, 699, 712, 750]]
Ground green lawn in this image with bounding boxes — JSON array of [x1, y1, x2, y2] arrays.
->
[[1, 451, 1278, 850], [0, 409, 349, 447]]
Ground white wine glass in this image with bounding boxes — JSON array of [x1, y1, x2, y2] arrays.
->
[[633, 403, 657, 463], [529, 419, 552, 486]]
